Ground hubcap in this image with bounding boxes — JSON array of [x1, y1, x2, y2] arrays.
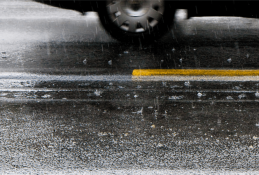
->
[[106, 0, 164, 33]]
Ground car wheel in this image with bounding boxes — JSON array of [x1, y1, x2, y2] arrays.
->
[[97, 0, 176, 43]]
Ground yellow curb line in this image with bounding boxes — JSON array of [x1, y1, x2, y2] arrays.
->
[[132, 69, 259, 76]]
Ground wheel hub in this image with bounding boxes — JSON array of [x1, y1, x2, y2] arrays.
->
[[122, 0, 149, 17], [106, 0, 164, 33]]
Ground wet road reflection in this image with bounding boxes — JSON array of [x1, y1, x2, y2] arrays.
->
[[2, 40, 259, 75]]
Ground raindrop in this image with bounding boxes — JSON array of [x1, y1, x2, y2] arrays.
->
[[217, 119, 221, 125], [227, 58, 232, 63], [246, 54, 250, 58], [1, 52, 7, 58], [172, 48, 176, 52], [161, 60, 164, 63], [136, 107, 143, 115], [136, 85, 142, 88], [179, 58, 182, 63], [255, 92, 259, 98], [193, 48, 196, 51], [124, 51, 129, 54], [134, 95, 139, 98], [108, 60, 112, 65], [83, 59, 87, 65], [109, 82, 113, 86]]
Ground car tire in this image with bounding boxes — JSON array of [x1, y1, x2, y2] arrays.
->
[[97, 0, 176, 44]]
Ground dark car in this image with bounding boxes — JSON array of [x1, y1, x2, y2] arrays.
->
[[35, 0, 257, 43]]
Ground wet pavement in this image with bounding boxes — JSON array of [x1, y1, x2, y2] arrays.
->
[[1, 0, 259, 174]]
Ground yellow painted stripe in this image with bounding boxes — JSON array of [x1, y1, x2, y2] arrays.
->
[[132, 69, 259, 76]]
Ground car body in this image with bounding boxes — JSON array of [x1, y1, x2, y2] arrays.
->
[[34, 0, 257, 17], [34, 0, 257, 43]]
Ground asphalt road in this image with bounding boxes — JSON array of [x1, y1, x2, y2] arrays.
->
[[1, 0, 259, 174]]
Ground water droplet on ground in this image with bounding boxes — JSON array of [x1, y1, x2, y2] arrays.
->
[[94, 89, 102, 96], [41, 94, 52, 98], [226, 96, 233, 100], [184, 81, 190, 87], [98, 132, 108, 136], [157, 143, 164, 148], [234, 86, 241, 90], [0, 93, 8, 96], [169, 95, 184, 100], [197, 92, 202, 98], [162, 82, 167, 87], [238, 94, 246, 99], [249, 145, 254, 149]]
